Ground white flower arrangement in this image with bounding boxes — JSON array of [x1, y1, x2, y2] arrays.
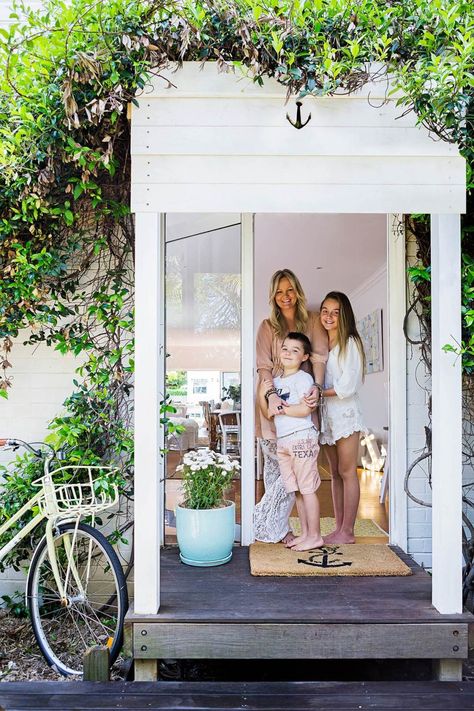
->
[[176, 448, 240, 510]]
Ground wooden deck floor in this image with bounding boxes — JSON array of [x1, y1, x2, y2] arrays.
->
[[2, 681, 474, 710], [126, 547, 471, 673], [131, 546, 466, 623]]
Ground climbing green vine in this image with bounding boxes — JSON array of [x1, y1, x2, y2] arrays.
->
[[0, 0, 472, 566]]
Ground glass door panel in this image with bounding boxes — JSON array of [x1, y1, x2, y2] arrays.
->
[[164, 214, 241, 544]]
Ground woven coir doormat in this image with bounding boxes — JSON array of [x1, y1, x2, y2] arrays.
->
[[249, 543, 412, 577]]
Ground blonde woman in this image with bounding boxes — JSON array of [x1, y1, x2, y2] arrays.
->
[[319, 291, 367, 544], [254, 269, 328, 543]]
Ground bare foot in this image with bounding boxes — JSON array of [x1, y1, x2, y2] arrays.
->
[[286, 534, 307, 548], [322, 529, 341, 544], [291, 535, 324, 551], [281, 531, 295, 546], [324, 531, 355, 544]]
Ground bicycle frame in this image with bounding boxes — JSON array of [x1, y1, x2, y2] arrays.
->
[[0, 450, 89, 606], [0, 491, 44, 561], [0, 438, 127, 676], [0, 492, 86, 605]]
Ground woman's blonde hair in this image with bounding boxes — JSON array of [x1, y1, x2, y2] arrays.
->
[[268, 269, 308, 338], [320, 291, 366, 377]]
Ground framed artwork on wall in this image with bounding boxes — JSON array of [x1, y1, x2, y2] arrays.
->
[[357, 308, 383, 374]]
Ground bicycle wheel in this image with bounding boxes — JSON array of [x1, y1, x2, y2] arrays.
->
[[26, 521, 128, 677]]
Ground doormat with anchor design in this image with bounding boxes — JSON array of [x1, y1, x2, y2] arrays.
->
[[249, 543, 412, 576]]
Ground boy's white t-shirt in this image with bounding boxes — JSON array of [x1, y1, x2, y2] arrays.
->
[[273, 370, 314, 438]]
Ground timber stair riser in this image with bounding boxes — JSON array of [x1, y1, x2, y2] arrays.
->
[[2, 681, 474, 710]]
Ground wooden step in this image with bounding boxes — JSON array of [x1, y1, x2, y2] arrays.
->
[[1, 680, 474, 710]]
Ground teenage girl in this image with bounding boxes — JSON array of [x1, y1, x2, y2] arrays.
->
[[319, 291, 367, 544]]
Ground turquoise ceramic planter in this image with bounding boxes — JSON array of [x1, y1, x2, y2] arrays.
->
[[176, 501, 235, 567]]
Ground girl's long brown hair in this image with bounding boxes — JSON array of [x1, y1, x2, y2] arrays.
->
[[321, 291, 366, 377], [268, 269, 308, 338]]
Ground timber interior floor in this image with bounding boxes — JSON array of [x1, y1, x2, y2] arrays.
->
[[165, 465, 388, 544], [2, 681, 474, 710]]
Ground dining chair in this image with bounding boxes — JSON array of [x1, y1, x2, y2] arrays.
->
[[217, 412, 241, 456]]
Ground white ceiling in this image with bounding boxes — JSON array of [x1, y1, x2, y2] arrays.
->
[[254, 213, 387, 323]]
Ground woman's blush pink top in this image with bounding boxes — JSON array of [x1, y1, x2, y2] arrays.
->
[[255, 311, 329, 440]]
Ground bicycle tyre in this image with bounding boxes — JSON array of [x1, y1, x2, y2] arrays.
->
[[26, 521, 128, 677]]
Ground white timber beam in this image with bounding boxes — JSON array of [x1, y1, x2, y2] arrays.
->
[[431, 214, 462, 613], [134, 212, 164, 614], [387, 214, 407, 550], [240, 213, 255, 545]]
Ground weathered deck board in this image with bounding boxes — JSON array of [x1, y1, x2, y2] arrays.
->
[[128, 547, 471, 624], [2, 681, 474, 710], [136, 622, 467, 660], [126, 547, 471, 668]]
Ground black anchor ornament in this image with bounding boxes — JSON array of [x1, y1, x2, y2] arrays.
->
[[286, 101, 312, 130]]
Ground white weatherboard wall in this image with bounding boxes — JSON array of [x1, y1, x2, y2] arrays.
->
[[0, 0, 43, 26], [0, 0, 83, 597], [0, 336, 80, 597], [349, 266, 388, 441], [131, 63, 465, 215]]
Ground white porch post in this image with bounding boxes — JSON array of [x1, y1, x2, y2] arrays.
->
[[387, 214, 407, 550], [240, 213, 255, 545], [134, 212, 164, 614], [431, 214, 462, 613]]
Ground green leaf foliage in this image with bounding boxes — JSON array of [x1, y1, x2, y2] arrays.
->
[[0, 0, 472, 550]]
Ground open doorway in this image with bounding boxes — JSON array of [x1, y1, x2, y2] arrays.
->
[[254, 214, 389, 540], [163, 212, 389, 545]]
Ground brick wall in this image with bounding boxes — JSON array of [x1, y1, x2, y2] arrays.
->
[[405, 233, 432, 567]]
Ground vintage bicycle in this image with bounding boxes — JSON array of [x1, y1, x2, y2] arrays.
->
[[404, 427, 474, 612], [0, 438, 128, 677]]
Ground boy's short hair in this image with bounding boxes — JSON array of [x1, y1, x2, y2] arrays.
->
[[284, 332, 312, 356]]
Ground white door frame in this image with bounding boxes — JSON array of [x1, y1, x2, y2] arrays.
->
[[133, 210, 462, 616], [431, 214, 462, 613], [240, 214, 256, 544], [387, 214, 407, 549], [134, 212, 165, 614]]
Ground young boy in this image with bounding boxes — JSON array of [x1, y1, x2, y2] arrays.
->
[[264, 332, 323, 551]]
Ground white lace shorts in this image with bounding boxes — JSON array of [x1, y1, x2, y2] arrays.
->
[[319, 395, 367, 446]]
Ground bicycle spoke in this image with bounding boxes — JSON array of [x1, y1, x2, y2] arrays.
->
[[28, 523, 127, 676], [77, 605, 116, 634], [71, 607, 111, 642], [65, 607, 89, 651]]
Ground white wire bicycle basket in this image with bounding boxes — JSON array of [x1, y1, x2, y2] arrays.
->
[[33, 466, 120, 520]]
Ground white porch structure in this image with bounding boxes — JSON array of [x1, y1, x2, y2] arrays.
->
[[131, 63, 465, 618]]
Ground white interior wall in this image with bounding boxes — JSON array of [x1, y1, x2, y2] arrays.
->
[[349, 266, 388, 440]]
